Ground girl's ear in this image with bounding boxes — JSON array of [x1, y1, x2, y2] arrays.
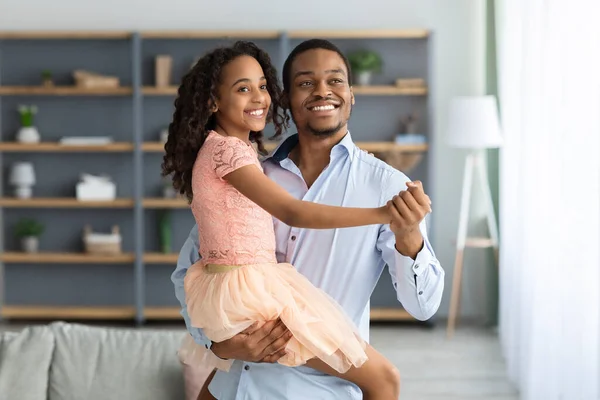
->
[[208, 93, 219, 113]]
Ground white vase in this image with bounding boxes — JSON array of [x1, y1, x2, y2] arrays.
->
[[14, 185, 33, 199], [16, 126, 40, 143], [355, 71, 372, 86], [21, 236, 39, 253]]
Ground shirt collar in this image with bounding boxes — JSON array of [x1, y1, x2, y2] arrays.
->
[[267, 131, 356, 163]]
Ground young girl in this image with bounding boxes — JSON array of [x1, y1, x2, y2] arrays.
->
[[162, 41, 400, 400]]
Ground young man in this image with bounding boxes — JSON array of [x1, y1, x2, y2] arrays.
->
[[172, 39, 445, 399]]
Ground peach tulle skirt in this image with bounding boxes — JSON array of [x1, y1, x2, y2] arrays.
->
[[178, 261, 368, 374]]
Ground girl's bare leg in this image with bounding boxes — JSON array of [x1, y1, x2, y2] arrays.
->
[[306, 344, 401, 400]]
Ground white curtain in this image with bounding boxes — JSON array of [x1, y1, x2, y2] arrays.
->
[[496, 1, 600, 399]]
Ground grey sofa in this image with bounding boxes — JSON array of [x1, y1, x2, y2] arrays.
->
[[0, 321, 204, 400]]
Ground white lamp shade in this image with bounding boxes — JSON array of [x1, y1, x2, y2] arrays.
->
[[10, 162, 36, 185], [446, 95, 503, 149]]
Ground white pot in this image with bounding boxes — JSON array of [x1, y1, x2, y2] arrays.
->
[[14, 185, 33, 199], [16, 126, 41, 143], [21, 236, 39, 253], [355, 71, 372, 86]]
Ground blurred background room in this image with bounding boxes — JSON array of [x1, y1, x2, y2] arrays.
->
[[0, 1, 598, 399]]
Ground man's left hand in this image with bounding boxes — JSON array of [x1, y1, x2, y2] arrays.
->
[[386, 180, 432, 259]]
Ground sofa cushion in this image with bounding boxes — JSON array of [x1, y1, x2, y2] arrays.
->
[[0, 325, 55, 400], [48, 322, 187, 400]]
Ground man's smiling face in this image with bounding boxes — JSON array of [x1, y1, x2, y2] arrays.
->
[[287, 48, 355, 138]]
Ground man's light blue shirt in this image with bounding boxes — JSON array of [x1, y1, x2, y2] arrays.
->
[[172, 132, 444, 399]]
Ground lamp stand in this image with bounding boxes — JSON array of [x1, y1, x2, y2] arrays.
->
[[447, 149, 500, 338]]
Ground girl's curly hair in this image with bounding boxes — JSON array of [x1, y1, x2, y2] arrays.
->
[[161, 40, 289, 203]]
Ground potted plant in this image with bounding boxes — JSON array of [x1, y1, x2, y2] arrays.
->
[[347, 49, 383, 86], [41, 70, 53, 87], [15, 218, 44, 253], [16, 105, 40, 143]]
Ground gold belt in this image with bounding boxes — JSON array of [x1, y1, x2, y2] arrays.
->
[[205, 263, 244, 273]]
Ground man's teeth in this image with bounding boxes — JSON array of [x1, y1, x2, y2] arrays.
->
[[311, 105, 335, 111], [248, 109, 264, 116]]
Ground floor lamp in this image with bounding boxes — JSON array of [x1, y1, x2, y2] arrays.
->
[[445, 95, 503, 338]]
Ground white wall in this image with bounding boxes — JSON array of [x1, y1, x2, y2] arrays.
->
[[0, 0, 492, 320]]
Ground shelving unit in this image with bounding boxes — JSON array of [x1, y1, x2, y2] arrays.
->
[[0, 86, 133, 96], [0, 29, 433, 323]]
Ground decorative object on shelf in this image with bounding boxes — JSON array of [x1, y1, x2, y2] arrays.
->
[[158, 210, 172, 254], [73, 70, 120, 89], [59, 136, 114, 146], [380, 151, 423, 173], [41, 70, 54, 87], [76, 173, 116, 201], [16, 105, 41, 143], [399, 112, 419, 134], [395, 78, 426, 89], [9, 162, 36, 199], [347, 49, 383, 85], [395, 112, 426, 146], [155, 55, 173, 87], [15, 218, 44, 253], [83, 225, 122, 254], [162, 177, 177, 199], [445, 95, 502, 338], [160, 128, 169, 144]]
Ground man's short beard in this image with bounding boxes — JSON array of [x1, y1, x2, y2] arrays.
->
[[306, 121, 345, 137]]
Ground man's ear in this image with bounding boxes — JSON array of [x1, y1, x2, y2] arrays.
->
[[350, 88, 355, 105]]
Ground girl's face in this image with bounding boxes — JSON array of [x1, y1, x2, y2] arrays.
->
[[214, 55, 271, 136]]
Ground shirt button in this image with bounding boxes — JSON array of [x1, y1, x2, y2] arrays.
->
[[291, 235, 296, 241], [244, 365, 250, 371], [418, 291, 423, 295], [415, 265, 419, 269]]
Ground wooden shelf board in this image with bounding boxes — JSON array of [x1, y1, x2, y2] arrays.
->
[[370, 308, 413, 321], [0, 86, 132, 96], [1, 306, 136, 320], [144, 307, 183, 319], [356, 142, 428, 153], [141, 307, 413, 321], [144, 253, 179, 264], [142, 85, 427, 97], [142, 142, 166, 152], [140, 30, 280, 39], [1, 305, 414, 321], [0, 31, 132, 40], [0, 198, 134, 208], [352, 85, 427, 96], [0, 142, 133, 152], [0, 30, 428, 40], [143, 198, 188, 208], [0, 252, 134, 264], [142, 86, 178, 95], [288, 29, 429, 39]]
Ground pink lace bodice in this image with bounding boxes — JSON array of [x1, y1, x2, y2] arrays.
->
[[191, 131, 277, 265]]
